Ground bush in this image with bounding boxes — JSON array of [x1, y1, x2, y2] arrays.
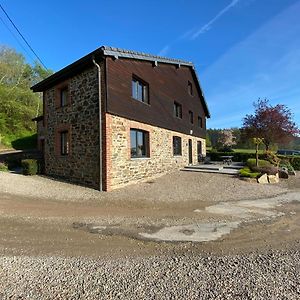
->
[[11, 134, 37, 150], [208, 151, 258, 162], [279, 160, 295, 173], [21, 159, 38, 175], [0, 161, 8, 172], [246, 158, 278, 175], [239, 167, 261, 178], [278, 155, 300, 171], [246, 159, 271, 169]]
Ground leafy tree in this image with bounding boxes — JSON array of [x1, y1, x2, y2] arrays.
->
[[242, 99, 299, 151], [0, 45, 53, 148], [217, 129, 236, 151]]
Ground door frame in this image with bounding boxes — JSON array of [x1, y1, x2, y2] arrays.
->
[[188, 139, 193, 165]]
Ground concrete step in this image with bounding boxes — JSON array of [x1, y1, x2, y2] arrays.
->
[[184, 165, 224, 171], [181, 168, 239, 175]]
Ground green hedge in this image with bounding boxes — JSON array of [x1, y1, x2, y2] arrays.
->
[[208, 151, 265, 162], [21, 159, 38, 175]]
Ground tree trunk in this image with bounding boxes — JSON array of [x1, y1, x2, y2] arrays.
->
[[264, 141, 270, 152], [256, 143, 259, 167]]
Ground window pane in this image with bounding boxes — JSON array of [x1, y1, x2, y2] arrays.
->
[[137, 131, 144, 156], [143, 85, 148, 103], [130, 129, 149, 158], [61, 131, 69, 155], [137, 82, 143, 101], [61, 88, 68, 107], [130, 130, 137, 157], [173, 136, 182, 155], [132, 80, 137, 99]]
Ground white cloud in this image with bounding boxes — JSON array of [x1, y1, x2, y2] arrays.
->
[[157, 0, 241, 56], [158, 45, 170, 56], [202, 1, 300, 128], [191, 0, 240, 39]]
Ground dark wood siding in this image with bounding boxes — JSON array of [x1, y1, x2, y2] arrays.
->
[[105, 57, 206, 138]]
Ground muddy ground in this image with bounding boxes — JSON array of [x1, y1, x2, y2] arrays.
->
[[0, 171, 299, 258]]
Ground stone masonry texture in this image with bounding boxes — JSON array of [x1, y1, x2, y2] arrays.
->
[[44, 65, 101, 189], [105, 113, 206, 190]]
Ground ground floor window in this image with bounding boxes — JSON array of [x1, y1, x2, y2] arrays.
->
[[60, 130, 69, 155], [130, 129, 149, 158], [173, 136, 182, 156]]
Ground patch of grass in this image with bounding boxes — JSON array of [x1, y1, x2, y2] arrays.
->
[[0, 161, 8, 172], [239, 167, 261, 178], [232, 148, 264, 154], [21, 159, 38, 175]]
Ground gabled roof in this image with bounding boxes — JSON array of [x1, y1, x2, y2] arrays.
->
[[31, 46, 210, 117]]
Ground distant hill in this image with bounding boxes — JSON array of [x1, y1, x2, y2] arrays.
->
[[0, 45, 53, 149]]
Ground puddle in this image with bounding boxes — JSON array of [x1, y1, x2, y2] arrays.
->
[[139, 222, 240, 242], [72, 192, 299, 244]]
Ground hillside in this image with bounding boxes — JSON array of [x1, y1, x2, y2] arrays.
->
[[0, 45, 52, 149]]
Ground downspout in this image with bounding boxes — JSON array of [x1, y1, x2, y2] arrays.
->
[[92, 58, 102, 191]]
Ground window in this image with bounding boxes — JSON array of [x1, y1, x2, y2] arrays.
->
[[60, 130, 69, 155], [130, 129, 149, 158], [198, 116, 203, 128], [173, 136, 182, 156], [189, 111, 194, 124], [60, 87, 68, 107], [173, 102, 182, 119], [188, 81, 193, 96], [132, 76, 149, 103]]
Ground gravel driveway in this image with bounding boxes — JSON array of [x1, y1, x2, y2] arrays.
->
[[0, 170, 299, 299]]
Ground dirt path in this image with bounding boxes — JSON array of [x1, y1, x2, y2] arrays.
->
[[0, 171, 299, 258]]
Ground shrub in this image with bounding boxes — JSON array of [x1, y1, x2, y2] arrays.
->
[[21, 159, 38, 175], [277, 155, 300, 171], [290, 157, 300, 171], [246, 158, 271, 169], [246, 158, 278, 175], [279, 160, 295, 173], [0, 161, 8, 172], [208, 151, 258, 162], [239, 167, 261, 178]]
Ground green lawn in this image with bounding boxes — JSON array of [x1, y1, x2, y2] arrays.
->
[[232, 148, 264, 154], [207, 147, 264, 154]]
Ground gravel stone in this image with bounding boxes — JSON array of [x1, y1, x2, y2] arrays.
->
[[0, 248, 299, 299]]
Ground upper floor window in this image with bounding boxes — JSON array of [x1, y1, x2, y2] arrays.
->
[[132, 76, 149, 104], [60, 87, 68, 107], [60, 130, 69, 155], [173, 102, 182, 119], [173, 136, 182, 156], [198, 116, 203, 128], [189, 110, 194, 124], [55, 81, 70, 108], [188, 81, 193, 96], [130, 129, 149, 158]]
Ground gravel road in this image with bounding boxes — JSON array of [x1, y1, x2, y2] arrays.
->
[[0, 170, 288, 204], [0, 171, 299, 299], [1, 246, 299, 300]]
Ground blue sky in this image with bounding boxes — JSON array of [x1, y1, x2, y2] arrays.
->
[[1, 0, 300, 129]]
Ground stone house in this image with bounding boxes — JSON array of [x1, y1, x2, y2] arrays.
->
[[31, 46, 210, 191]]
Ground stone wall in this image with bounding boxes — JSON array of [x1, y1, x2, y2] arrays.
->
[[105, 113, 206, 190], [44, 65, 101, 189]]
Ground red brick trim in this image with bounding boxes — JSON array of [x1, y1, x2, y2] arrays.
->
[[54, 79, 71, 109], [104, 113, 112, 191]]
